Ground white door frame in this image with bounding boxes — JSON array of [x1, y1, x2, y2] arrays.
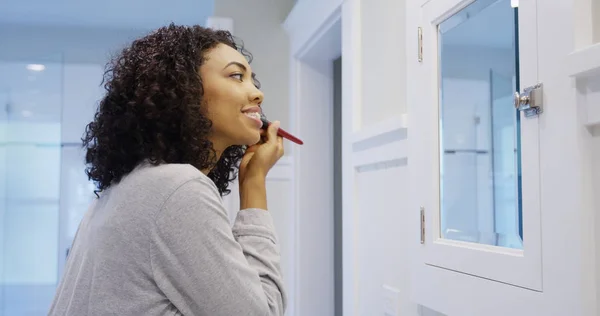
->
[[284, 0, 407, 316], [284, 1, 344, 315], [285, 1, 410, 315]]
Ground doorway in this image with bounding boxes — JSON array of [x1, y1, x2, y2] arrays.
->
[[333, 56, 342, 316], [290, 15, 341, 316]]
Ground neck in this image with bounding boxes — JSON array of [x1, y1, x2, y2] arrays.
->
[[201, 140, 227, 175]]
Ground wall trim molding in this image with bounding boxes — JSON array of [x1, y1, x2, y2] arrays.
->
[[266, 156, 294, 181], [283, 0, 343, 56], [352, 114, 408, 170], [567, 43, 600, 79], [568, 44, 600, 128]]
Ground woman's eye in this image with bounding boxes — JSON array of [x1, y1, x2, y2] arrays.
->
[[230, 73, 243, 81]]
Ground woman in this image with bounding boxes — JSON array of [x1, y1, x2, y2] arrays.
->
[[48, 24, 287, 316]]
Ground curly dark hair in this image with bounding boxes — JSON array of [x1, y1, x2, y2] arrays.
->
[[83, 24, 258, 196]]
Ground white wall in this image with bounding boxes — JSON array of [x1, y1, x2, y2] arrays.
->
[[360, 0, 406, 128], [593, 0, 600, 43], [594, 123, 600, 314], [588, 77, 600, 313], [352, 1, 444, 315], [213, 0, 294, 154], [568, 57, 600, 315]]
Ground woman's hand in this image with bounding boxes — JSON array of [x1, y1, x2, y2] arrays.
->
[[239, 121, 284, 184], [238, 121, 284, 211]]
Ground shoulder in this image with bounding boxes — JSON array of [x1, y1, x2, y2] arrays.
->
[[113, 163, 221, 215], [146, 166, 230, 233], [125, 162, 216, 194], [130, 162, 224, 209]]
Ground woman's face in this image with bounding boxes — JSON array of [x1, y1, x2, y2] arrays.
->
[[200, 43, 264, 152]]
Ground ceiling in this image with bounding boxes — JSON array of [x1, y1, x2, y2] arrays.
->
[[0, 0, 213, 30], [0, 23, 149, 64], [0, 0, 215, 123], [0, 0, 215, 64]]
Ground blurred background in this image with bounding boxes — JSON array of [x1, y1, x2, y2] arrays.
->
[[0, 0, 294, 314]]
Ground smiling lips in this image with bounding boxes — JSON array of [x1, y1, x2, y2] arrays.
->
[[243, 111, 263, 127], [242, 106, 263, 128]]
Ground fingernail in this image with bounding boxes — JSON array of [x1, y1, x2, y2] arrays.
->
[[273, 121, 281, 129]]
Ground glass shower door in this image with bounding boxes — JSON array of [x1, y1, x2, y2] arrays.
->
[[0, 57, 63, 315], [0, 85, 8, 316]]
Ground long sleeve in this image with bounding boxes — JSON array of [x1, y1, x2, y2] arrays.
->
[[150, 177, 287, 316]]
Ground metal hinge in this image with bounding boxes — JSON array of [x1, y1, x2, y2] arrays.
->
[[420, 206, 425, 244], [514, 83, 543, 117], [418, 27, 423, 62]]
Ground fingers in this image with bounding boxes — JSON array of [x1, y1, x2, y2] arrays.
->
[[277, 136, 284, 156], [245, 145, 259, 154], [266, 121, 280, 144]]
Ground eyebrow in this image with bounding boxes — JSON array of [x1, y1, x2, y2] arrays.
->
[[223, 61, 246, 71]]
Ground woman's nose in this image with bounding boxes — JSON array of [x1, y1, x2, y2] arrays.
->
[[249, 86, 264, 104]]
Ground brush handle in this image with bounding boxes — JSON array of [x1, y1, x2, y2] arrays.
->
[[260, 118, 304, 145]]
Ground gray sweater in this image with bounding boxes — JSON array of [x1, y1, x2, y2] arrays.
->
[[48, 163, 287, 316]]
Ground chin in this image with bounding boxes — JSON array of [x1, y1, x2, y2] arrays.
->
[[240, 130, 261, 146], [248, 134, 261, 146]]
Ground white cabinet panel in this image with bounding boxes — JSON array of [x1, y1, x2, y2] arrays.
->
[[360, 0, 406, 127], [410, 0, 595, 314], [593, 126, 600, 310], [356, 165, 415, 316], [411, 0, 542, 291]]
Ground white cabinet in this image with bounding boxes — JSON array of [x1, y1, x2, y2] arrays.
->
[[408, 0, 596, 315], [412, 0, 542, 290]]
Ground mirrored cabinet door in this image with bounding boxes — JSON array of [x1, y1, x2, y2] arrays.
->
[[412, 0, 542, 291]]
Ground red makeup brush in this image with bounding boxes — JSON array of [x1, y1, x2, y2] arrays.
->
[[260, 114, 303, 145]]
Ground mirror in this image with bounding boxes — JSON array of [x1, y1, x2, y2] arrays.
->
[[438, 0, 523, 249]]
